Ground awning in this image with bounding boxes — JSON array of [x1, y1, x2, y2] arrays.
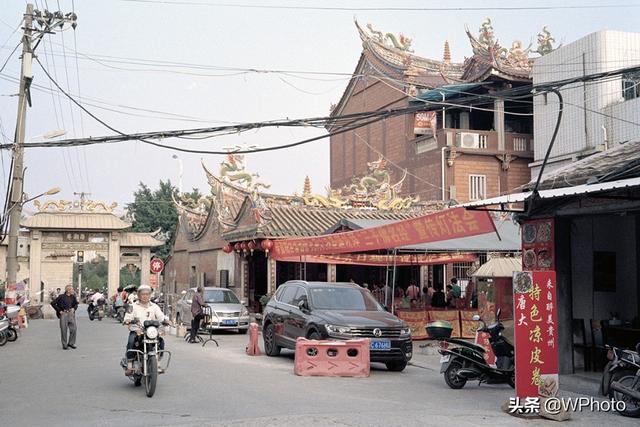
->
[[471, 257, 522, 278], [461, 176, 640, 209], [412, 83, 485, 103]]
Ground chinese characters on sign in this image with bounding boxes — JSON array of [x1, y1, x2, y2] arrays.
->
[[521, 219, 554, 271], [272, 252, 476, 265], [272, 207, 496, 257], [513, 271, 559, 398], [414, 111, 437, 136]]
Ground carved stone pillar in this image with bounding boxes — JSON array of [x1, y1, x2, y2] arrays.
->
[[29, 230, 42, 301], [141, 247, 151, 286], [327, 264, 337, 282], [108, 232, 121, 296]]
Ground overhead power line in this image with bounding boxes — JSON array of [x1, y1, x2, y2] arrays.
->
[[118, 0, 640, 12], [3, 60, 640, 155]]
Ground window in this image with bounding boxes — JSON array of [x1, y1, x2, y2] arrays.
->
[[469, 175, 486, 201], [622, 72, 640, 101], [478, 134, 488, 149], [291, 287, 308, 307], [309, 287, 382, 311], [279, 286, 299, 306], [513, 137, 528, 151], [204, 289, 239, 304]]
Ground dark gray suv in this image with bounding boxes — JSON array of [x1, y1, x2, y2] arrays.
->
[[262, 281, 413, 371]]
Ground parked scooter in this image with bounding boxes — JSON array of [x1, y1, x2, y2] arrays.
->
[[602, 343, 640, 398], [439, 308, 515, 389], [0, 305, 21, 345], [609, 343, 640, 418]]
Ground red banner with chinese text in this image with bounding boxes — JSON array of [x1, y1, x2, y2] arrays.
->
[[272, 207, 496, 257], [475, 331, 497, 367], [513, 271, 559, 398], [272, 252, 476, 266]]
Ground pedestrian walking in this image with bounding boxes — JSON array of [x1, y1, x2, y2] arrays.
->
[[189, 286, 205, 343], [51, 285, 78, 350]]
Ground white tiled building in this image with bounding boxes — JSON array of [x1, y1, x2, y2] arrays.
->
[[531, 30, 640, 178]]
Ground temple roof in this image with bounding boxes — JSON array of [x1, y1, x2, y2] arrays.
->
[[120, 232, 165, 247], [173, 156, 442, 243], [331, 19, 555, 118], [21, 212, 131, 230]]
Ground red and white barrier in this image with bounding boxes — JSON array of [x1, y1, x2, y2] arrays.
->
[[294, 337, 370, 377], [245, 322, 261, 356]]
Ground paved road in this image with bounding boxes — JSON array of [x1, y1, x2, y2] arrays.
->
[[1, 315, 637, 427]]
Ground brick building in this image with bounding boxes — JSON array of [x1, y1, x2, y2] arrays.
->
[[328, 20, 557, 204]]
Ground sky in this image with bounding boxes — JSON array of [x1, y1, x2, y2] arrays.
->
[[1, 0, 640, 215]]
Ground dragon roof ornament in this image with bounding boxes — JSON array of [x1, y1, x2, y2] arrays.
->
[[34, 199, 118, 213], [301, 155, 419, 211], [464, 19, 559, 75]]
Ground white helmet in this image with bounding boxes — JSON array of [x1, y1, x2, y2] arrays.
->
[[138, 285, 152, 294]]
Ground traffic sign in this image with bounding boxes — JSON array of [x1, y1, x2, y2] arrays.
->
[[150, 258, 164, 274]]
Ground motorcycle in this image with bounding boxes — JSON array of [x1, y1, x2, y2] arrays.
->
[[610, 344, 640, 418], [88, 298, 106, 321], [114, 305, 126, 323], [0, 305, 21, 346], [439, 308, 515, 389], [120, 319, 172, 398], [602, 343, 640, 398]]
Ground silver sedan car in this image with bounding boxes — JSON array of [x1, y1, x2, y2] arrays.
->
[[176, 287, 250, 334]]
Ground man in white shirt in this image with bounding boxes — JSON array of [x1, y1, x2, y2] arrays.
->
[[123, 285, 169, 374], [87, 290, 105, 316]]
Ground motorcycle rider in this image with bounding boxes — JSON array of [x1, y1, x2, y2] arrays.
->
[[122, 285, 170, 375], [88, 289, 105, 316]]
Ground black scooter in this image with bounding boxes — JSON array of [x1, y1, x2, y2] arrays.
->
[[439, 308, 515, 389], [601, 343, 640, 398]]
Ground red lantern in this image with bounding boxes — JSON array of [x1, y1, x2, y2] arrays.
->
[[240, 242, 248, 251], [261, 239, 274, 253], [247, 241, 257, 251], [233, 242, 242, 252], [222, 244, 233, 254]]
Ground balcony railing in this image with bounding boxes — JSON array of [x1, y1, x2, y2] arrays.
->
[[436, 129, 533, 153]]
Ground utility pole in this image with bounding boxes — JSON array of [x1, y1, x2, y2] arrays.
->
[[6, 3, 34, 294], [5, 5, 77, 302]]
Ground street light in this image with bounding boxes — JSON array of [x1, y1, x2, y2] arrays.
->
[[0, 186, 61, 229], [172, 154, 183, 193]]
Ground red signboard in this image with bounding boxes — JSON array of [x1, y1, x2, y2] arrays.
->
[[272, 252, 476, 266], [272, 207, 496, 258], [513, 271, 559, 398], [521, 219, 554, 271], [150, 258, 164, 274], [414, 111, 437, 136]]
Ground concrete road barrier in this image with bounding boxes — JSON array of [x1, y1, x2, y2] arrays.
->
[[294, 337, 370, 378]]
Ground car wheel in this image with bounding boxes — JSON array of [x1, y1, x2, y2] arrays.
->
[[238, 328, 248, 335], [308, 330, 322, 340], [263, 323, 281, 356], [385, 361, 408, 372]]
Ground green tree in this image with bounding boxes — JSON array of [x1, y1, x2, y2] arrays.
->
[[125, 180, 202, 260]]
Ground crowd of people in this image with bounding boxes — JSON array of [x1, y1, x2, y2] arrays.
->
[[357, 277, 477, 310]]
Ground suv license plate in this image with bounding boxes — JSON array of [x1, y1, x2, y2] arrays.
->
[[370, 340, 391, 351], [221, 319, 237, 326]]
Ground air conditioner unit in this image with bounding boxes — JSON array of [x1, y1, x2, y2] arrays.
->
[[460, 132, 479, 148]]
